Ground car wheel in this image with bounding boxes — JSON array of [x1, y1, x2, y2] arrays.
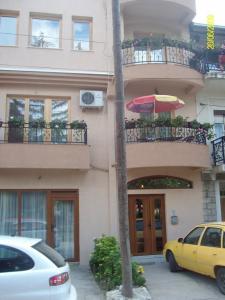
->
[[167, 251, 180, 272], [216, 268, 225, 295]]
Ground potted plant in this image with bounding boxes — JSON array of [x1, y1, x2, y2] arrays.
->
[[49, 120, 67, 129], [29, 120, 46, 129], [125, 118, 137, 129], [8, 117, 24, 128], [70, 120, 87, 130]]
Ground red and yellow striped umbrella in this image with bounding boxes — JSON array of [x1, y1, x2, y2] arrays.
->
[[126, 95, 185, 113]]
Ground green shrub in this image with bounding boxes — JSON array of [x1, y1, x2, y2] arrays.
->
[[89, 236, 146, 291]]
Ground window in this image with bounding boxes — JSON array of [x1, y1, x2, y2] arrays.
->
[[201, 227, 222, 248], [73, 18, 91, 51], [30, 15, 61, 48], [214, 110, 225, 139], [7, 97, 69, 143], [0, 14, 17, 46], [128, 176, 193, 189], [0, 246, 34, 272], [183, 227, 204, 245]]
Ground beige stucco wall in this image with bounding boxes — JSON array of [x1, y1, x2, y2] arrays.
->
[[128, 167, 204, 242], [0, 84, 118, 264], [0, 0, 113, 73]]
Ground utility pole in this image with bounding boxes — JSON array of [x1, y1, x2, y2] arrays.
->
[[112, 0, 133, 298]]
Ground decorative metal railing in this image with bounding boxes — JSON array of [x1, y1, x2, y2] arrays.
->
[[122, 45, 203, 72], [0, 122, 87, 144], [212, 137, 225, 165], [125, 126, 207, 144]]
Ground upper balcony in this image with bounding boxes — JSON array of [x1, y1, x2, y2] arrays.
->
[[121, 0, 196, 26], [122, 38, 204, 95], [0, 121, 90, 170], [125, 122, 211, 169]]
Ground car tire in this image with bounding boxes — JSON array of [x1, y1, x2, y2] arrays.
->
[[216, 268, 225, 295], [167, 251, 180, 272]]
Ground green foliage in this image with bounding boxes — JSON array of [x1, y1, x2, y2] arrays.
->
[[8, 117, 24, 128], [49, 120, 67, 129], [89, 236, 146, 291], [70, 120, 87, 129], [29, 120, 46, 128]]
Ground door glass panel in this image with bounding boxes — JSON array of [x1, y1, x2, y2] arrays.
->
[[51, 100, 68, 143], [136, 199, 144, 253], [54, 200, 74, 259], [21, 192, 47, 241], [154, 198, 163, 251], [29, 100, 45, 143], [0, 192, 18, 235], [8, 98, 25, 143]]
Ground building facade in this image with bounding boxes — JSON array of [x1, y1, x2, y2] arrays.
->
[[0, 0, 216, 264]]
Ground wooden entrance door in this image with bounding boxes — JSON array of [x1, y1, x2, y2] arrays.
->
[[128, 195, 166, 255], [48, 191, 79, 262]]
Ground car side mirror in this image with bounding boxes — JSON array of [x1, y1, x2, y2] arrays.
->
[[178, 238, 184, 243]]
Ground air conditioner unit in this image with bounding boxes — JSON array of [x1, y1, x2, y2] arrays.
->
[[80, 90, 104, 108]]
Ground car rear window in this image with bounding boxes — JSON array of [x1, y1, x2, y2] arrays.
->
[[33, 242, 66, 267]]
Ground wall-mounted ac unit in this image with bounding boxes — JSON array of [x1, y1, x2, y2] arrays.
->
[[80, 90, 104, 108]]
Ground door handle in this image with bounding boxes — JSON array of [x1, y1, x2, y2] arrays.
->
[[148, 224, 151, 228], [192, 250, 197, 254], [212, 253, 217, 256]]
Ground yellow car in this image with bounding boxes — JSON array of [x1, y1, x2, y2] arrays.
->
[[163, 222, 225, 295]]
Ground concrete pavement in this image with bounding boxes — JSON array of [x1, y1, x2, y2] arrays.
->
[[70, 262, 225, 300]]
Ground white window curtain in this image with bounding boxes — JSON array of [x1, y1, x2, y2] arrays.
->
[[21, 192, 47, 241], [0, 192, 18, 235], [54, 200, 74, 259]]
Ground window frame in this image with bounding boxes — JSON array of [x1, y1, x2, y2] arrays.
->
[[29, 13, 62, 49], [183, 226, 205, 245], [72, 16, 93, 51], [0, 10, 19, 47]]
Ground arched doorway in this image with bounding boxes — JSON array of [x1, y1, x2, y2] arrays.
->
[[128, 176, 192, 255]]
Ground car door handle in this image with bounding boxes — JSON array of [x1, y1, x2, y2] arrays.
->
[[212, 253, 217, 256], [192, 250, 197, 254]]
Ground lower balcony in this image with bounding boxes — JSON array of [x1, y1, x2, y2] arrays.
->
[[125, 126, 210, 169], [0, 122, 90, 170]]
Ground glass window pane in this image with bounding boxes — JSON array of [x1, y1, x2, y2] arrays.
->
[[154, 198, 163, 251], [54, 200, 74, 259], [8, 98, 25, 143], [0, 246, 34, 272], [29, 100, 45, 143], [74, 21, 90, 50], [0, 192, 18, 235], [184, 227, 204, 245], [201, 227, 222, 248], [21, 192, 47, 241], [0, 16, 17, 46], [31, 18, 60, 48], [136, 199, 144, 253], [51, 100, 68, 143]]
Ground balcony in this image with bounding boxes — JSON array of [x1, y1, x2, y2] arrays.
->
[[0, 121, 90, 170], [121, 0, 195, 26], [122, 39, 204, 94], [125, 125, 210, 169]]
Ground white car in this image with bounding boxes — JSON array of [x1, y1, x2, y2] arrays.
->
[[0, 236, 77, 300]]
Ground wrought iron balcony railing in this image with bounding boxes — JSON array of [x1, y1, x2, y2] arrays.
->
[[212, 137, 225, 166], [122, 44, 204, 73], [125, 126, 207, 144], [0, 122, 87, 144]]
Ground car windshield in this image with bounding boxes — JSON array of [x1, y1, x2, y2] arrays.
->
[[33, 241, 66, 267]]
